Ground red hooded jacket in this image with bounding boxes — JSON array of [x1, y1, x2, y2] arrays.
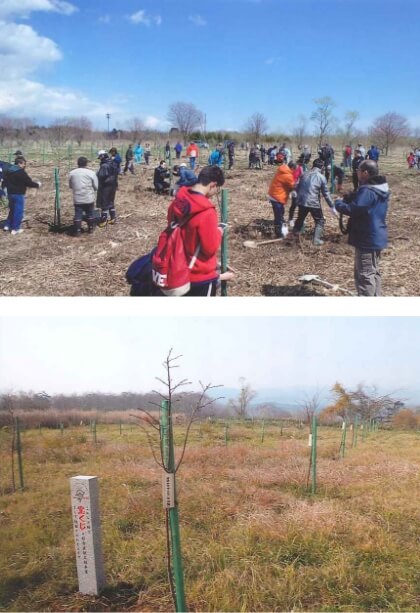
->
[[167, 186, 221, 283]]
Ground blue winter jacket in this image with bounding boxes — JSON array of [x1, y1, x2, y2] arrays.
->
[[335, 176, 389, 250], [208, 150, 224, 166], [367, 147, 380, 161], [177, 166, 197, 187]]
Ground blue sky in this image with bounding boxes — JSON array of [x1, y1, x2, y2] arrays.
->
[[1, 0, 420, 133], [0, 316, 418, 403]]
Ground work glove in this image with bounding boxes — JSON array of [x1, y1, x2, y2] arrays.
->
[[37, 181, 42, 188]]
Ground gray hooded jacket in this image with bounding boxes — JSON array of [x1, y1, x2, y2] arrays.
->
[[296, 167, 334, 209]]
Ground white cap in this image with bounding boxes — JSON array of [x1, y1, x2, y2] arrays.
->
[[179, 163, 187, 167], [97, 150, 107, 158]]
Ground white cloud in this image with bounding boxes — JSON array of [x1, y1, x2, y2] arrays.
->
[[0, 21, 62, 79], [98, 15, 110, 24], [0, 0, 77, 19], [0, 78, 117, 120], [129, 11, 162, 26], [145, 115, 170, 130], [188, 14, 207, 26], [129, 10, 150, 25]]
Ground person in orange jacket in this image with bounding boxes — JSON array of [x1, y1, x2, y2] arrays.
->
[[267, 154, 295, 237], [186, 142, 199, 170]]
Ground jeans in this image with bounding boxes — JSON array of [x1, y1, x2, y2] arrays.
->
[[74, 202, 94, 223], [269, 199, 285, 237], [7, 194, 25, 231], [190, 157, 196, 170], [354, 249, 382, 296], [186, 279, 218, 296]]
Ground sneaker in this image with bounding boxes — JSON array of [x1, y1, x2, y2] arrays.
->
[[98, 219, 108, 228], [11, 229, 24, 235], [3, 225, 9, 231], [108, 218, 116, 225]]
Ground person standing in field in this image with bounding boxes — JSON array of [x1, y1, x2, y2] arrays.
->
[[174, 141, 183, 160], [366, 145, 380, 163], [69, 156, 98, 236], [2, 156, 41, 235], [96, 150, 118, 227], [352, 149, 364, 190], [343, 145, 352, 169], [134, 143, 143, 164], [123, 144, 135, 175], [109, 147, 122, 174], [186, 142, 199, 170], [154, 165, 226, 297], [153, 160, 171, 194], [227, 141, 235, 169], [267, 154, 295, 238], [288, 160, 304, 227], [144, 143, 152, 166], [335, 160, 389, 296], [292, 159, 338, 246]]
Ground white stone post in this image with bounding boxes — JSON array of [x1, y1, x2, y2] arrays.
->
[[70, 476, 105, 595]]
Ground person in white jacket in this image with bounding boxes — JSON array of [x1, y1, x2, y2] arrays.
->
[[68, 156, 98, 236]]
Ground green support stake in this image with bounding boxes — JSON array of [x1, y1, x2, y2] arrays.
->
[[93, 420, 97, 445], [15, 417, 24, 490], [261, 420, 265, 444], [224, 422, 229, 446], [362, 422, 367, 442], [330, 158, 335, 193], [352, 416, 358, 448], [119, 420, 122, 435], [160, 400, 187, 613], [60, 423, 64, 436], [311, 414, 317, 495], [340, 421, 347, 458], [220, 189, 229, 297], [54, 167, 61, 229]]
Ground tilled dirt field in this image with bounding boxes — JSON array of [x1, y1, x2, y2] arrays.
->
[[0, 151, 418, 296]]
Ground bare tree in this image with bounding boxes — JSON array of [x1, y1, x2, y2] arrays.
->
[[310, 96, 336, 146], [299, 389, 324, 429], [67, 117, 93, 146], [244, 112, 269, 143], [126, 117, 145, 143], [167, 102, 204, 143], [229, 377, 257, 419], [342, 110, 360, 147], [369, 112, 410, 155], [291, 115, 308, 149]]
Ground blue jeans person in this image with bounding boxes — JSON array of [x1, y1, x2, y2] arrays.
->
[[190, 157, 196, 170], [8, 194, 25, 231], [269, 199, 285, 237]]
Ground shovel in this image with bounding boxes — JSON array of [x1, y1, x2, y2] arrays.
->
[[299, 274, 355, 296], [243, 238, 284, 249]]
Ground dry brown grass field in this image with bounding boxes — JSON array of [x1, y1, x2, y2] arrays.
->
[[0, 148, 418, 296], [1, 420, 420, 611]]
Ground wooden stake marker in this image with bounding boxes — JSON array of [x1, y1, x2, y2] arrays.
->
[[70, 476, 105, 595]]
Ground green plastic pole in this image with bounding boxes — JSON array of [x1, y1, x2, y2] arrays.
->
[[362, 422, 367, 442], [330, 158, 335, 193], [340, 421, 347, 458], [119, 420, 122, 435], [352, 416, 358, 448], [161, 400, 187, 613], [54, 167, 61, 228], [60, 423, 64, 436], [261, 420, 265, 444], [220, 189, 229, 297], [224, 422, 229, 446], [93, 420, 97, 445], [15, 417, 24, 490], [311, 414, 317, 495]]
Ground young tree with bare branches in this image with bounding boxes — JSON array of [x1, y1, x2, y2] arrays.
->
[[244, 112, 269, 144], [311, 96, 336, 146], [133, 349, 222, 611], [167, 102, 204, 143], [369, 112, 409, 155]]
